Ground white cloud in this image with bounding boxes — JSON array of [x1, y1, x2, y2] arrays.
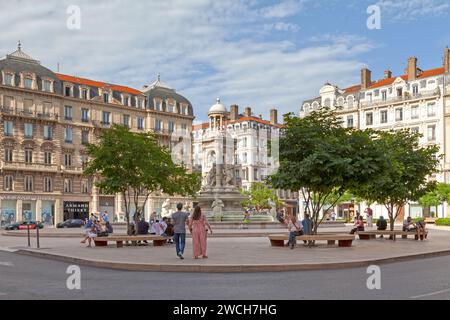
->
[[0, 0, 374, 121], [376, 0, 450, 21], [265, 22, 301, 32], [260, 0, 305, 18]]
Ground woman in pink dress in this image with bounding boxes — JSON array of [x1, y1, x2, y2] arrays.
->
[[189, 205, 213, 259]]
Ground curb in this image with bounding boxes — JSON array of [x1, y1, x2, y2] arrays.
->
[[14, 248, 450, 273]]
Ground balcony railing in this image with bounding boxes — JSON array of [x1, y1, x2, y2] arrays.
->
[[361, 90, 439, 108], [0, 161, 58, 172], [0, 106, 59, 121]]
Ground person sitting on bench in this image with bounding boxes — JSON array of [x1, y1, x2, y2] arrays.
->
[[286, 214, 303, 249], [403, 217, 416, 232], [416, 219, 427, 241], [350, 216, 364, 234], [376, 215, 387, 238]]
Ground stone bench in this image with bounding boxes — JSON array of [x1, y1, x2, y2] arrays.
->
[[94, 235, 171, 248], [357, 230, 428, 241], [268, 234, 355, 247]]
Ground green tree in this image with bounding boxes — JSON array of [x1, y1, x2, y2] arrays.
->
[[269, 109, 384, 234], [419, 183, 450, 217], [84, 125, 201, 234], [355, 129, 440, 230], [240, 182, 282, 211]]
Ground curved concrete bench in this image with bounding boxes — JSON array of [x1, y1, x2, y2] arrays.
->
[[357, 230, 428, 241], [94, 235, 171, 248], [268, 234, 355, 247]]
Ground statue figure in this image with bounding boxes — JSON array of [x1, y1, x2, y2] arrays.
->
[[184, 200, 192, 213], [161, 198, 172, 218], [223, 165, 234, 186], [206, 163, 216, 187], [211, 196, 225, 217], [268, 198, 277, 218]]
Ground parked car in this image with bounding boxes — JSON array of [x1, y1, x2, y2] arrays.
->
[[56, 219, 85, 228], [5, 221, 44, 230]]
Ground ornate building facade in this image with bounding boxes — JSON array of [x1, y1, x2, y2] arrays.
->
[[0, 44, 194, 226], [300, 48, 450, 219]]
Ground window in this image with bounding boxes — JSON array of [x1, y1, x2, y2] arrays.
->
[[4, 175, 13, 191], [420, 80, 427, 88], [395, 108, 403, 121], [254, 168, 258, 181], [64, 153, 72, 167], [347, 96, 354, 109], [168, 121, 175, 133], [396, 88, 403, 97], [168, 103, 175, 113], [410, 105, 419, 119], [82, 88, 89, 100], [412, 84, 419, 96], [367, 93, 372, 102], [4, 121, 13, 136], [336, 97, 344, 107], [4, 73, 13, 86], [123, 97, 129, 106], [155, 119, 162, 132], [380, 110, 388, 123], [65, 86, 71, 97], [25, 149, 33, 163], [24, 176, 33, 192], [427, 125, 436, 141], [43, 125, 53, 140], [102, 111, 110, 124], [137, 99, 143, 109], [181, 123, 187, 132], [81, 131, 89, 145], [44, 152, 52, 165], [64, 106, 72, 120], [382, 90, 387, 101], [43, 102, 51, 115], [137, 117, 144, 130], [4, 148, 13, 162], [347, 115, 354, 128], [24, 77, 32, 89], [123, 115, 130, 127], [324, 98, 330, 108], [43, 80, 52, 92], [44, 177, 52, 192], [81, 155, 89, 168], [64, 128, 73, 143], [366, 112, 373, 126], [103, 93, 109, 103], [24, 123, 33, 138], [64, 179, 73, 193], [182, 105, 187, 114], [427, 103, 436, 117], [243, 153, 248, 164], [411, 127, 419, 134], [81, 109, 89, 122], [81, 181, 89, 194], [374, 89, 379, 97]]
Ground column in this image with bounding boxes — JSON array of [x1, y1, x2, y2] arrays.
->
[[91, 184, 99, 213], [36, 199, 42, 222], [144, 198, 151, 221], [116, 193, 123, 222], [16, 200, 22, 222], [55, 198, 62, 224]]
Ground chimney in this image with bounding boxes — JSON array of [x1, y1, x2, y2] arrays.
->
[[244, 107, 252, 116], [384, 70, 392, 79], [270, 109, 278, 125], [407, 56, 417, 80], [230, 104, 239, 121], [445, 47, 450, 73], [361, 68, 372, 90]]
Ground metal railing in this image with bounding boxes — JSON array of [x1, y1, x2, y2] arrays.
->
[[361, 90, 439, 108], [0, 106, 59, 120]]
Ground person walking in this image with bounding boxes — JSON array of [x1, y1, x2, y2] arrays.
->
[[189, 205, 212, 259], [171, 203, 190, 260], [365, 206, 373, 228]]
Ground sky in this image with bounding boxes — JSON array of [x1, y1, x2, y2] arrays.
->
[[1, 0, 450, 123]]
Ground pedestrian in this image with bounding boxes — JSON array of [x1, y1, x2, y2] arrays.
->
[[365, 207, 373, 228], [350, 216, 365, 234], [101, 210, 110, 223], [171, 203, 190, 259], [301, 213, 313, 245], [331, 211, 336, 221], [189, 205, 212, 259], [287, 214, 303, 249], [242, 210, 251, 229]]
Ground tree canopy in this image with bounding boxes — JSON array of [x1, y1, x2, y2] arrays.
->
[[84, 125, 201, 233], [240, 182, 282, 211]]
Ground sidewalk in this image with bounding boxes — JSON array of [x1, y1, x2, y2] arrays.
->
[[2, 228, 450, 272]]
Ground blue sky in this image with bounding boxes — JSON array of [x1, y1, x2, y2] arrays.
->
[[0, 0, 449, 123]]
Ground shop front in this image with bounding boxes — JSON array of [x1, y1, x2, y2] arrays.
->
[[0, 195, 56, 226], [1, 200, 16, 227], [63, 201, 89, 221]]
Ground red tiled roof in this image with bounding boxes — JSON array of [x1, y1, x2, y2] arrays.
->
[[56, 73, 142, 95], [345, 67, 445, 91], [192, 123, 210, 130]]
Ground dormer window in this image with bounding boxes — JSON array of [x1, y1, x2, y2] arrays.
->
[[137, 98, 143, 109], [24, 77, 33, 89], [168, 102, 175, 113], [42, 79, 53, 93], [3, 72, 14, 86], [103, 93, 110, 103], [64, 84, 74, 97], [181, 105, 187, 114], [122, 95, 130, 106]]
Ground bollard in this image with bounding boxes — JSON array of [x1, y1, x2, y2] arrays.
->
[[36, 222, 40, 249], [27, 222, 31, 247]]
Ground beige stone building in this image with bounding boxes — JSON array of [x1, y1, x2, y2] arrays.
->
[[0, 44, 194, 226]]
